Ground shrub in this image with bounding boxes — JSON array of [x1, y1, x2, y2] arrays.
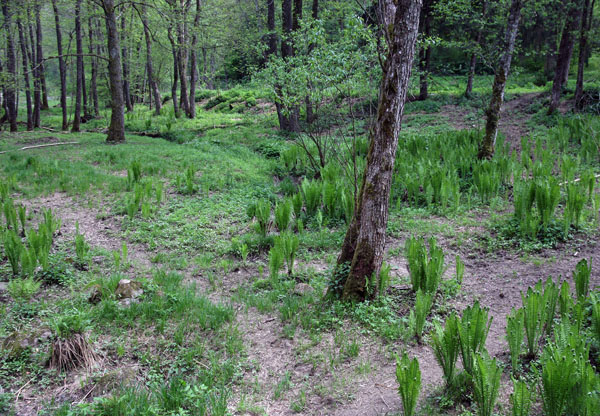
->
[[395, 351, 421, 416], [405, 236, 445, 295]]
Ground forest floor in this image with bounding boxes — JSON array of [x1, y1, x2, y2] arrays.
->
[[1, 79, 599, 416]]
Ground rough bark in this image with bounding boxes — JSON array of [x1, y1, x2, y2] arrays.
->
[[548, 0, 582, 114], [120, 13, 133, 112], [478, 0, 523, 160], [168, 28, 180, 116], [334, 0, 422, 301], [51, 0, 68, 130], [101, 0, 126, 143], [574, 0, 595, 109], [188, 0, 202, 119], [73, 0, 83, 132], [140, 4, 161, 115], [465, 1, 487, 97], [267, 0, 277, 57], [1, 0, 18, 132], [16, 18, 33, 130], [89, 15, 99, 117]]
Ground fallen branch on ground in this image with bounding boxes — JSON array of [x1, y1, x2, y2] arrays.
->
[[0, 142, 79, 155]]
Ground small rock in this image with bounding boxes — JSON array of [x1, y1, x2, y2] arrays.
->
[[293, 283, 314, 296], [115, 279, 143, 300], [88, 284, 103, 304], [93, 256, 103, 265]]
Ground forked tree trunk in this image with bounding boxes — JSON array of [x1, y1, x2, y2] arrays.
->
[[478, 0, 523, 160], [574, 0, 595, 109], [52, 0, 68, 130], [101, 0, 126, 143], [466, 1, 487, 97], [16, 18, 33, 131], [1, 0, 18, 132], [73, 0, 83, 132], [140, 4, 161, 115], [334, 0, 422, 301], [548, 0, 582, 114]]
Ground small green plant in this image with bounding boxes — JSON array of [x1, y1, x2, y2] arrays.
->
[[378, 262, 392, 297], [74, 222, 90, 265], [457, 301, 492, 376], [541, 344, 578, 416], [3, 229, 23, 276], [455, 255, 464, 285], [411, 289, 433, 341], [239, 243, 249, 263], [431, 312, 460, 388], [521, 287, 544, 357], [573, 258, 591, 299], [405, 236, 445, 295], [268, 244, 284, 280], [7, 276, 41, 302], [564, 182, 587, 235], [275, 231, 299, 276], [301, 179, 322, 217], [510, 378, 532, 416], [275, 199, 293, 232], [17, 204, 26, 235], [395, 351, 421, 416], [592, 295, 600, 344], [127, 159, 142, 189], [558, 280, 572, 317], [506, 308, 524, 374], [472, 352, 502, 416], [253, 199, 271, 237]]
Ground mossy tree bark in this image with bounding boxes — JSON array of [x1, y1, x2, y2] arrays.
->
[[101, 0, 126, 143], [548, 0, 582, 114], [334, 0, 422, 302], [478, 0, 523, 160]]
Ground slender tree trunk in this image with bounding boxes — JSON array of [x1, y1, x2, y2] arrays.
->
[[188, 0, 202, 119], [574, 0, 594, 109], [305, 0, 318, 124], [334, 0, 422, 301], [28, 9, 41, 129], [478, 0, 523, 159], [266, 0, 277, 57], [16, 18, 33, 131], [1, 0, 18, 132], [120, 13, 133, 112], [140, 4, 161, 115], [418, 0, 432, 101], [548, 0, 582, 114], [101, 0, 126, 143], [72, 0, 83, 132], [89, 15, 99, 117], [168, 29, 180, 116], [51, 0, 68, 130], [34, 5, 49, 111], [466, 1, 487, 97], [276, 0, 300, 132]]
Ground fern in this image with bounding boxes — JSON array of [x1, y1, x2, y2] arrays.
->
[[275, 200, 293, 232], [573, 258, 591, 299], [472, 352, 502, 416], [431, 312, 460, 388], [457, 301, 492, 376], [521, 287, 544, 357], [541, 343, 578, 416], [510, 378, 532, 416], [405, 236, 445, 295], [301, 179, 322, 217], [395, 351, 421, 416], [412, 289, 433, 341], [558, 280, 572, 317], [506, 308, 524, 375], [268, 244, 284, 280], [275, 231, 299, 276]]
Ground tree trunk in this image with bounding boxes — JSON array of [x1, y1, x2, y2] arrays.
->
[[72, 0, 83, 132], [548, 0, 582, 114], [89, 15, 99, 117], [101, 0, 126, 143], [276, 0, 300, 132], [140, 4, 161, 115], [120, 13, 133, 112], [1, 0, 18, 132], [266, 0, 277, 57], [28, 10, 41, 129], [305, 0, 318, 124], [334, 0, 422, 301], [478, 0, 523, 160], [418, 0, 432, 101], [574, 0, 594, 109], [35, 5, 49, 111], [16, 18, 33, 131], [51, 0, 68, 130], [466, 1, 487, 97], [281, 0, 293, 59], [188, 0, 202, 119], [168, 29, 180, 116]]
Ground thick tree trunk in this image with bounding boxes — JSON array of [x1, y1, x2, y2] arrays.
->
[[548, 0, 582, 114], [51, 0, 68, 130], [334, 0, 422, 301], [89, 16, 99, 117], [35, 6, 48, 111], [188, 0, 202, 119], [120, 14, 133, 112], [466, 1, 487, 97], [574, 0, 594, 109], [140, 4, 161, 116], [16, 18, 33, 131], [478, 0, 523, 160], [281, 0, 293, 59], [102, 0, 126, 143], [1, 0, 18, 132], [266, 0, 277, 57], [73, 0, 83, 132]]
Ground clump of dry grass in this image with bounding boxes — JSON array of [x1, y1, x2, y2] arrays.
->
[[49, 332, 98, 371]]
